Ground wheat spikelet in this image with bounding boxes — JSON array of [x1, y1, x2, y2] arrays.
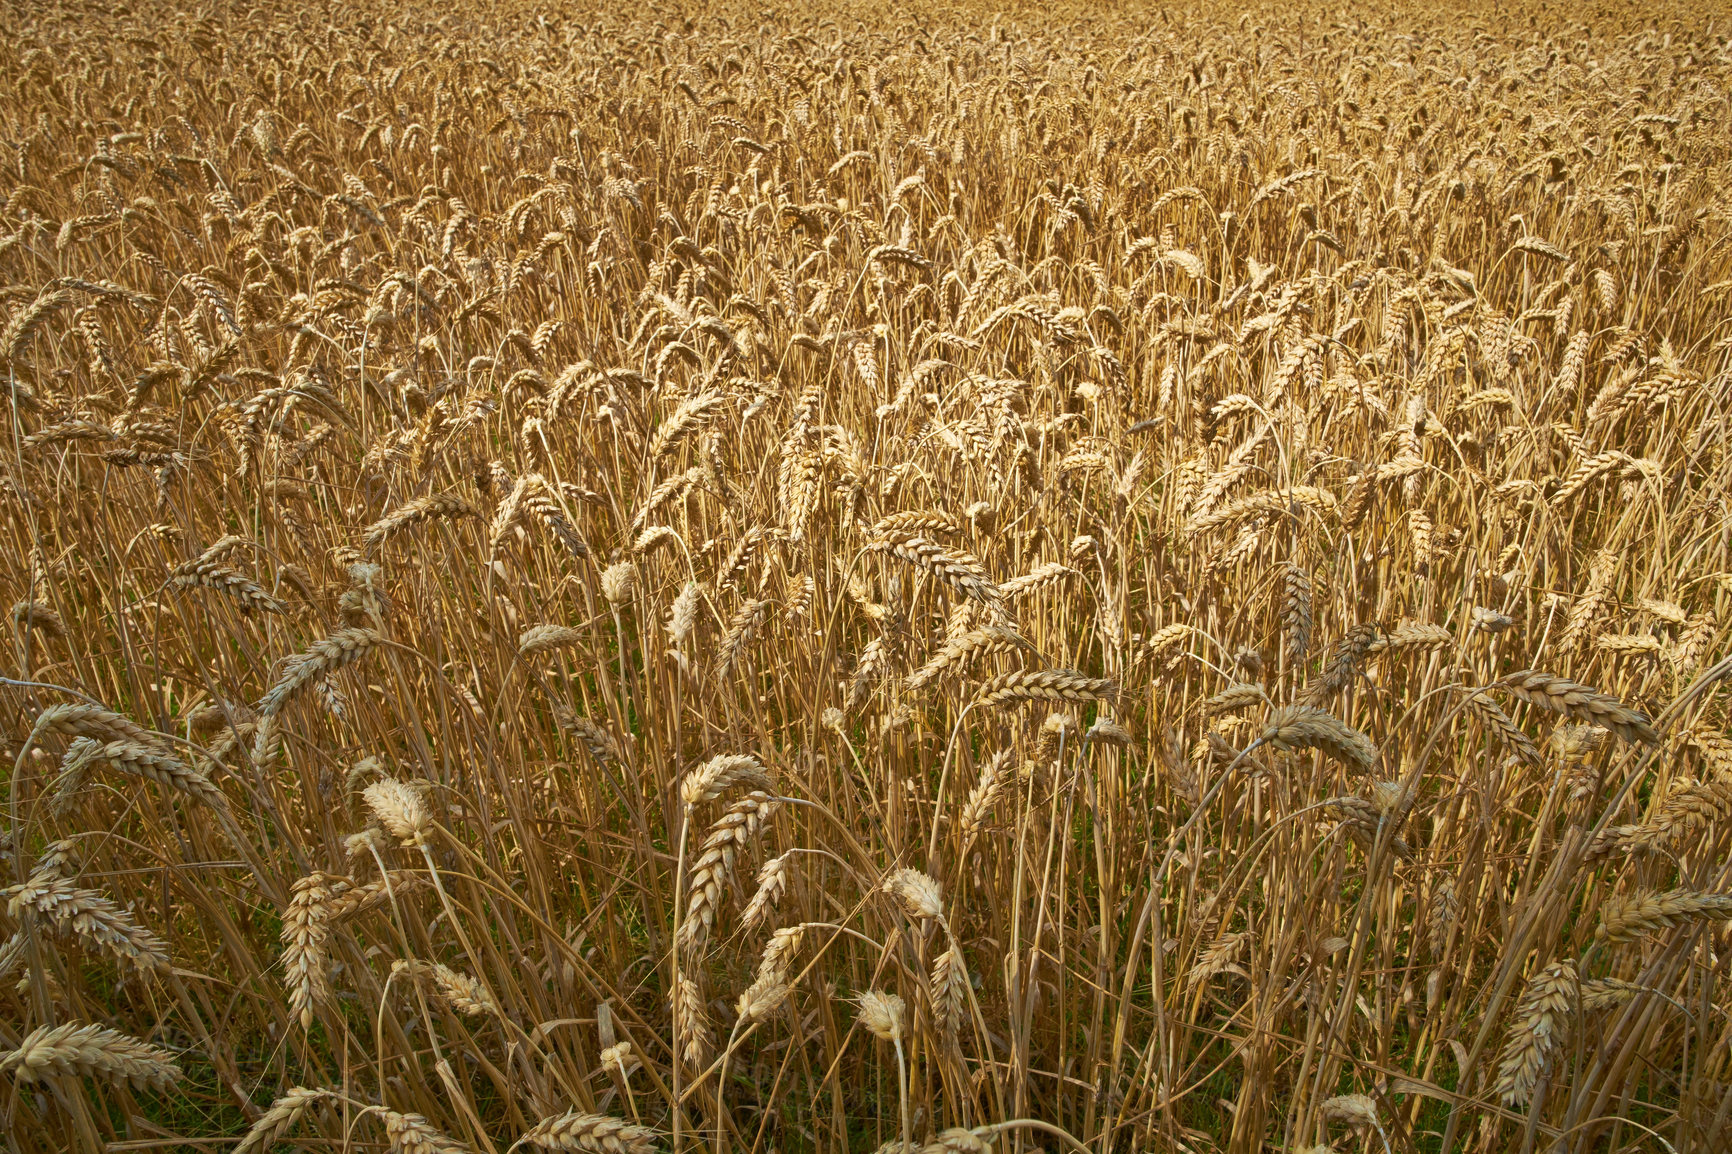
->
[[1494, 959, 1577, 1106], [1594, 632, 1661, 656], [1185, 485, 1336, 534], [1512, 235, 1569, 262], [757, 923, 805, 982], [1028, 715, 1077, 770], [1580, 978, 1648, 1011], [1300, 623, 1382, 704], [1613, 782, 1732, 856], [1669, 612, 1717, 671], [11, 598, 65, 638], [327, 872, 425, 921], [959, 750, 1014, 847], [1260, 706, 1378, 773], [2, 289, 75, 360], [523, 478, 592, 558], [1470, 606, 1514, 633], [849, 637, 888, 711], [999, 562, 1079, 599], [282, 872, 344, 1030], [674, 974, 712, 1071], [1202, 683, 1266, 715], [634, 525, 679, 555], [920, 1130, 993, 1154], [716, 597, 769, 678], [667, 581, 701, 643], [1186, 931, 1249, 989], [47, 736, 106, 814], [1494, 669, 1658, 744], [976, 669, 1117, 707], [365, 779, 434, 844], [167, 560, 284, 614], [929, 947, 969, 1038], [31, 703, 165, 751], [785, 573, 815, 621], [1323, 795, 1415, 861], [31, 839, 79, 878], [563, 714, 621, 764], [601, 561, 636, 605], [1321, 1093, 1380, 1127], [742, 852, 793, 932], [1637, 597, 1689, 626], [650, 390, 725, 458], [718, 527, 770, 590], [1427, 875, 1459, 958], [395, 959, 496, 1016], [1366, 619, 1453, 655], [736, 971, 791, 1024], [1085, 716, 1134, 746], [84, 738, 233, 816]]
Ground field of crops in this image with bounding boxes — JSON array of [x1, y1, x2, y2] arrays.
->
[[3, 0, 1731, 1150]]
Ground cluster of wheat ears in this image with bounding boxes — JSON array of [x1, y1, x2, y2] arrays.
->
[[1, 0, 1730, 1150]]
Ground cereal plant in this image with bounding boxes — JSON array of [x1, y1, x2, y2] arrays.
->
[[2, 1, 1731, 1151]]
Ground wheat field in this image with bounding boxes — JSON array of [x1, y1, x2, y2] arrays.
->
[[2, 0, 1731, 1150]]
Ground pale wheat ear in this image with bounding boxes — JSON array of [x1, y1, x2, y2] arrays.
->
[[1258, 704, 1379, 774], [233, 1088, 343, 1154], [0, 1022, 181, 1090], [1493, 669, 1659, 744], [677, 790, 780, 955], [381, 1109, 469, 1154], [515, 1111, 659, 1154]]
